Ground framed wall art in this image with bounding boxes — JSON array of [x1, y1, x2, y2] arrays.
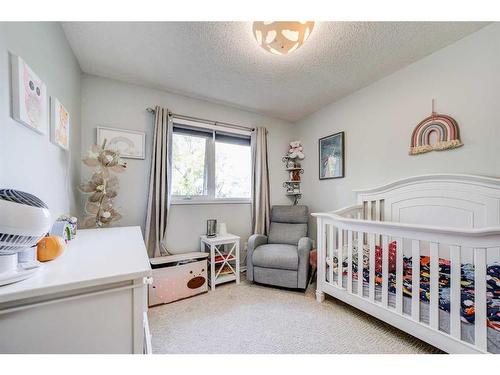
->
[[319, 131, 344, 180], [50, 97, 70, 150], [11, 54, 48, 134], [97, 126, 146, 159]]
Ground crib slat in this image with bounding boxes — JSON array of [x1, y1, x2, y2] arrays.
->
[[357, 231, 364, 296], [347, 231, 353, 293], [450, 245, 461, 339], [367, 201, 372, 220], [381, 236, 389, 307], [395, 237, 403, 315], [317, 218, 325, 289], [328, 225, 334, 285], [411, 240, 420, 322], [375, 200, 380, 221], [337, 229, 343, 288], [474, 248, 487, 351], [429, 242, 439, 330], [369, 233, 376, 302]]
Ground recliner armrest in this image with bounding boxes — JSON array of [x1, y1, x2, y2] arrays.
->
[[297, 237, 313, 289], [248, 234, 268, 252], [297, 237, 313, 256], [246, 234, 268, 282]]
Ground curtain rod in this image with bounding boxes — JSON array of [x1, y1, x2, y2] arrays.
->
[[146, 107, 255, 132]]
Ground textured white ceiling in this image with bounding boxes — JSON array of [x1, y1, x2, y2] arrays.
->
[[63, 22, 486, 121]]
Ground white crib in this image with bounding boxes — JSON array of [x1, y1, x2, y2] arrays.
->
[[312, 174, 500, 354]]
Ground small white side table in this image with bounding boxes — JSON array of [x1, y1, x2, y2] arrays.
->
[[200, 234, 240, 290]]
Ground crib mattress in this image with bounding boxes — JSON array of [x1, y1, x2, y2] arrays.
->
[[326, 273, 500, 353]]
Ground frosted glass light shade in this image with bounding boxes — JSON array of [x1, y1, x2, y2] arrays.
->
[[252, 21, 315, 55]]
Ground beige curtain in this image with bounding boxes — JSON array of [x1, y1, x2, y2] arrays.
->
[[251, 127, 271, 235], [144, 106, 173, 258]]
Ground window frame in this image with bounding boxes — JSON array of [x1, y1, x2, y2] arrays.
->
[[170, 119, 252, 205]]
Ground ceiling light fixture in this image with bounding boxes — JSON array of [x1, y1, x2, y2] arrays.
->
[[252, 21, 315, 56]]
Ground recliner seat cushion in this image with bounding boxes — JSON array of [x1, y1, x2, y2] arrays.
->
[[252, 244, 299, 271]]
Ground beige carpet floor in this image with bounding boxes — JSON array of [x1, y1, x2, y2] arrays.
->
[[148, 277, 443, 354]]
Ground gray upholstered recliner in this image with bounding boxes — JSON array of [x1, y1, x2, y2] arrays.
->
[[247, 205, 312, 290]]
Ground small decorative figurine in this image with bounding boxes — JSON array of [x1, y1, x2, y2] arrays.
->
[[288, 140, 305, 159]]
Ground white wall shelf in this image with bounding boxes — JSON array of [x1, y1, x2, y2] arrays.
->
[[282, 154, 303, 205]]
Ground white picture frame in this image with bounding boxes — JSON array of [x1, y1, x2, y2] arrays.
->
[[10, 54, 48, 135], [50, 97, 70, 150], [97, 126, 146, 159]]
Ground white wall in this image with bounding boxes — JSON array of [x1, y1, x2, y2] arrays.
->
[[81, 75, 293, 253], [0, 22, 81, 219], [80, 24, 500, 252], [294, 23, 500, 235]]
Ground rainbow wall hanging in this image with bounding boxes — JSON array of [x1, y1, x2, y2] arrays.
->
[[409, 104, 463, 155]]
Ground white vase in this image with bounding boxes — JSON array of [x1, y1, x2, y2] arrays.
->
[[218, 222, 228, 235]]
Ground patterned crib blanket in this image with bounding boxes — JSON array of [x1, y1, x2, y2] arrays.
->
[[332, 242, 500, 331]]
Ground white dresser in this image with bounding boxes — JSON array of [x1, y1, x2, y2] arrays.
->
[[0, 226, 152, 354]]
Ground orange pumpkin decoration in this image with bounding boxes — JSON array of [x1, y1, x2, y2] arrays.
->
[[37, 236, 65, 262]]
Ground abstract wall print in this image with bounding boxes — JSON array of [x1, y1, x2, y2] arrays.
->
[[97, 126, 146, 159], [11, 55, 48, 134], [319, 131, 344, 180], [51, 98, 70, 150]]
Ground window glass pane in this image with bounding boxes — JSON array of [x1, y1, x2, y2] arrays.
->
[[172, 132, 208, 196], [215, 140, 251, 198]]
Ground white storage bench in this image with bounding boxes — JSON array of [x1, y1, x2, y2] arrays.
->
[[149, 252, 208, 306]]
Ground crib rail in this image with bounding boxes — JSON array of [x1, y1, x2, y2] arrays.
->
[[312, 210, 500, 354]]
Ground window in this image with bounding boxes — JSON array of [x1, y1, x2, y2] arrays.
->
[[171, 128, 210, 197], [215, 132, 252, 199], [171, 122, 251, 203]]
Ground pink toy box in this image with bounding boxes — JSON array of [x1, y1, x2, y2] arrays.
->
[[149, 252, 208, 306]]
